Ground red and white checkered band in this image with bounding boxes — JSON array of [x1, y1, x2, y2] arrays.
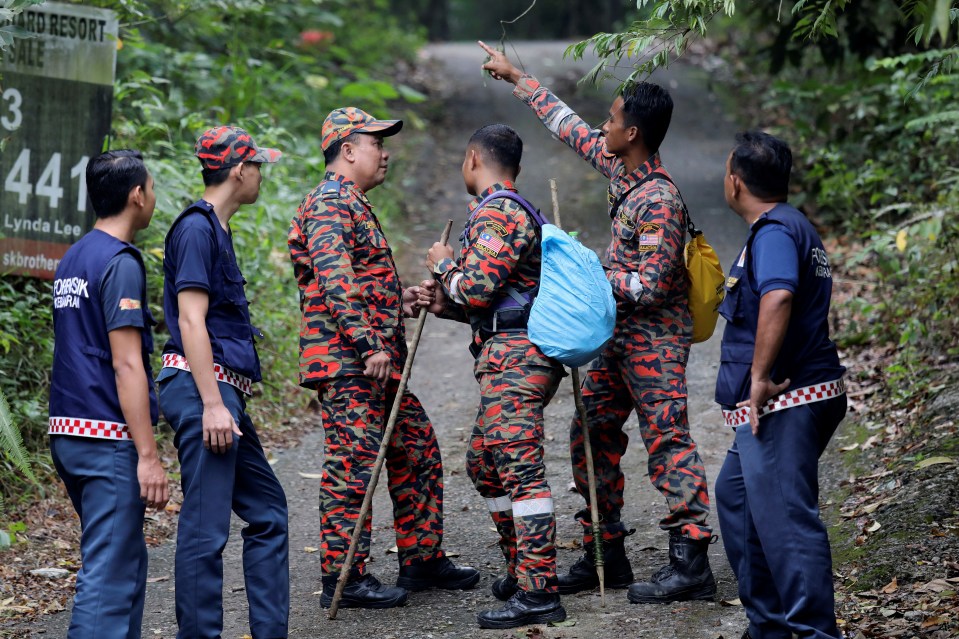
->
[[161, 353, 253, 396], [723, 378, 846, 428], [48, 417, 131, 441]]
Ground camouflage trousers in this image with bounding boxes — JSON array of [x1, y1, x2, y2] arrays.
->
[[317, 375, 445, 576], [467, 335, 564, 592], [570, 341, 712, 543]]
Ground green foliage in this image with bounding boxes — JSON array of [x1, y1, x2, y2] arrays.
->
[[566, 1, 957, 85], [840, 209, 959, 357], [0, 0, 45, 49], [0, 388, 35, 491], [566, 1, 735, 86]]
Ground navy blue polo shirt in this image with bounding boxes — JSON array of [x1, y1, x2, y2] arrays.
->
[[161, 201, 261, 382]]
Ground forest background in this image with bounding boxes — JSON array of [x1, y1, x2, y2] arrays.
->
[[0, 0, 957, 634]]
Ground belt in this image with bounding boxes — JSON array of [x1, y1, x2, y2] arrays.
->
[[722, 378, 846, 428], [161, 353, 253, 396], [48, 417, 131, 441]]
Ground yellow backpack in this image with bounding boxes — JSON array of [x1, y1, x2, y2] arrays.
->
[[611, 171, 726, 343], [685, 218, 725, 343]]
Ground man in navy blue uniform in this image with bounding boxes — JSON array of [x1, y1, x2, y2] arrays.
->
[[49, 149, 169, 639], [714, 131, 847, 639], [158, 126, 289, 639]]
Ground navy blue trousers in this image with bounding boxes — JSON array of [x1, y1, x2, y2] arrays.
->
[[159, 369, 289, 639], [51, 436, 148, 639], [716, 395, 846, 639]]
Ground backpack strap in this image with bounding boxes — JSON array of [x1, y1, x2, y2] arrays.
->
[[610, 171, 701, 238], [473, 190, 549, 227], [466, 190, 545, 340]]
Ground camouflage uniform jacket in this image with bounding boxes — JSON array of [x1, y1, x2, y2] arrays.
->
[[434, 181, 541, 340], [513, 75, 692, 354], [288, 171, 406, 386]]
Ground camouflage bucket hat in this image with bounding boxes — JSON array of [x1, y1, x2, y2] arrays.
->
[[321, 107, 403, 151], [195, 126, 282, 170]]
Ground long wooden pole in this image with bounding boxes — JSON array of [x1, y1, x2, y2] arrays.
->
[[549, 179, 605, 607], [327, 219, 454, 619]]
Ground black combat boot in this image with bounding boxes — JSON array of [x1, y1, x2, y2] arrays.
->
[[395, 555, 481, 591], [557, 536, 634, 594], [319, 572, 408, 609], [627, 533, 716, 603], [476, 590, 566, 629], [491, 574, 518, 601]]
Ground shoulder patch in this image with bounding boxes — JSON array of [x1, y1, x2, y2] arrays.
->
[[320, 181, 343, 200], [118, 298, 142, 310], [476, 231, 505, 257], [637, 222, 662, 251], [484, 220, 508, 237], [617, 210, 635, 229]]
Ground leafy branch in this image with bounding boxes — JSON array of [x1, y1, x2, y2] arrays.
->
[[0, 0, 46, 50], [566, 0, 958, 86]]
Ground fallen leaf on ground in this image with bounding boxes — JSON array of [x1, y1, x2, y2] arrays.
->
[[915, 456, 954, 470], [921, 616, 949, 628], [548, 619, 576, 627]]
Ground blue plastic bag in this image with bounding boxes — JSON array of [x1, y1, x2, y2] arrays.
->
[[528, 225, 615, 367], [473, 191, 615, 367]]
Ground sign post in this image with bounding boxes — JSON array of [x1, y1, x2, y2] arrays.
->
[[0, 2, 117, 279]]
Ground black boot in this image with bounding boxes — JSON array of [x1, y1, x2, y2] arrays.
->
[[557, 536, 634, 594], [319, 572, 408, 609], [395, 555, 481, 591], [491, 574, 518, 601], [476, 590, 566, 629], [627, 533, 716, 603]]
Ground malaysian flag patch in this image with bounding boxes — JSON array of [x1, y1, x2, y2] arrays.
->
[[119, 298, 141, 310], [637, 222, 662, 252], [476, 232, 505, 257]]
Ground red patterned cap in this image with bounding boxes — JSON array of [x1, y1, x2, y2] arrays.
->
[[194, 126, 282, 170], [321, 107, 402, 151]]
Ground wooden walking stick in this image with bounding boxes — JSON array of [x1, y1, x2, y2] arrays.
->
[[549, 179, 606, 607], [327, 219, 454, 619]]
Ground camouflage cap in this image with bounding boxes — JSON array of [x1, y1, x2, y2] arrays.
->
[[321, 107, 403, 151], [194, 126, 282, 170]]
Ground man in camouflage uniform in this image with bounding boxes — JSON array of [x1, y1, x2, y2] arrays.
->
[[288, 107, 479, 610], [480, 42, 716, 604], [425, 124, 566, 629]]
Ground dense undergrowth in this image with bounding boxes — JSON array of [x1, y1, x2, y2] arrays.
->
[[0, 0, 428, 509]]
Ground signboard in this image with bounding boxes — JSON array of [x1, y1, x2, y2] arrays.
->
[[0, 2, 117, 278]]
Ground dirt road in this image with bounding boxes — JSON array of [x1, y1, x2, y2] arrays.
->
[[23, 41, 748, 638]]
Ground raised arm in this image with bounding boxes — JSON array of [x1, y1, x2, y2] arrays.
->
[[478, 40, 619, 177]]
